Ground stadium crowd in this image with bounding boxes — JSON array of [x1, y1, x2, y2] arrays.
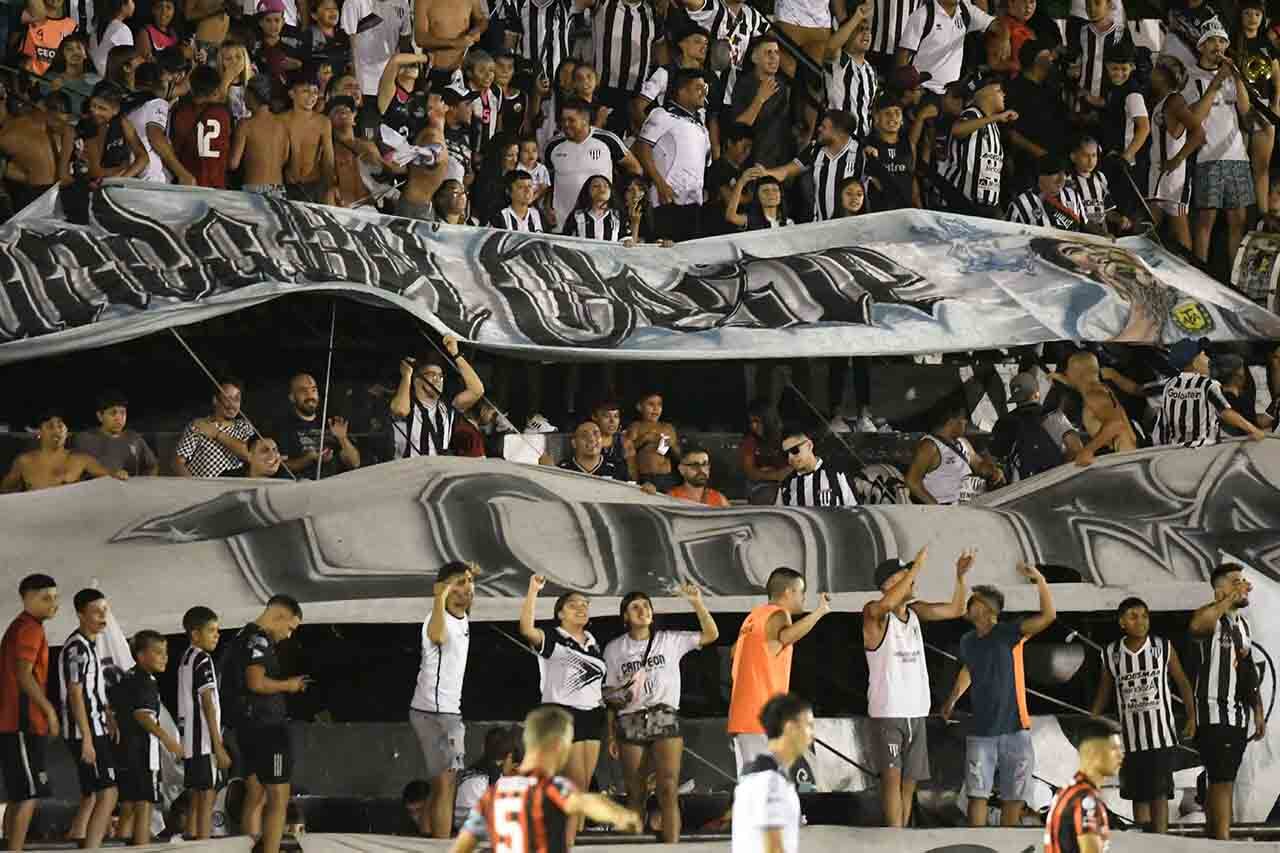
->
[[0, 0, 1277, 279], [0, 556, 1266, 853]]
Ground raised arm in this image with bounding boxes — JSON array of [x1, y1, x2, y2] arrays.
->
[[1189, 584, 1242, 636], [446, 334, 486, 411], [773, 593, 831, 650], [1016, 561, 1056, 637], [681, 584, 719, 646], [426, 571, 468, 645], [913, 549, 976, 622], [378, 53, 430, 113], [865, 546, 928, 623], [1074, 387, 1130, 466], [519, 574, 547, 648]]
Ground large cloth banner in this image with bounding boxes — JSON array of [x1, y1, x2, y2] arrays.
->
[[3, 438, 1278, 639], [0, 183, 1278, 364]]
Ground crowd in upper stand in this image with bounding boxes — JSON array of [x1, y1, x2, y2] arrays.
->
[[0, 0, 1277, 280]]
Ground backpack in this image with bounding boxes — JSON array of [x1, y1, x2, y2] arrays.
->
[[1007, 412, 1064, 481], [919, 0, 972, 44]]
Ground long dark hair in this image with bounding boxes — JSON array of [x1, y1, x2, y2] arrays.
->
[[96, 0, 131, 43], [50, 32, 90, 75], [472, 132, 519, 221], [746, 174, 788, 223], [432, 179, 468, 222], [835, 175, 866, 217], [569, 173, 621, 218]]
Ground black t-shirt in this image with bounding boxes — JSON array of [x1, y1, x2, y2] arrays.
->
[[382, 87, 430, 142], [867, 132, 913, 210], [110, 666, 161, 770], [223, 623, 287, 728], [557, 454, 630, 482], [1007, 75, 1064, 161], [703, 157, 744, 234], [989, 405, 1064, 479], [275, 410, 344, 479]]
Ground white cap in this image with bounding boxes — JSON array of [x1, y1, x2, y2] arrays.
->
[[1198, 16, 1229, 47]]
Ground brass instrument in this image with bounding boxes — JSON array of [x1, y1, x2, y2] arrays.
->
[[1244, 53, 1274, 84]]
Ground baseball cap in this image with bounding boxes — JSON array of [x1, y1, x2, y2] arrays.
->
[[965, 72, 1004, 98], [887, 66, 931, 91], [1169, 337, 1210, 370], [1037, 153, 1070, 175], [257, 0, 285, 14], [874, 558, 911, 589], [1009, 372, 1039, 404], [1103, 39, 1136, 64]]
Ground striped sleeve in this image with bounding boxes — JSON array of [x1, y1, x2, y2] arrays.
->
[[1206, 379, 1230, 413]]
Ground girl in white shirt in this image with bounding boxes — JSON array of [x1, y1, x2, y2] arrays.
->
[[603, 586, 719, 843], [92, 0, 135, 76], [519, 575, 606, 844]]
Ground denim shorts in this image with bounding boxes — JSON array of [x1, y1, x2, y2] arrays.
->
[[965, 729, 1034, 802]]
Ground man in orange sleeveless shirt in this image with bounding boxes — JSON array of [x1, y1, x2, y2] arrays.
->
[[727, 567, 831, 775]]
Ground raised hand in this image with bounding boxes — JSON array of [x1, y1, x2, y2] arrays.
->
[[529, 574, 547, 594], [956, 549, 976, 577], [443, 334, 461, 357], [328, 416, 350, 441], [1015, 561, 1044, 584], [816, 592, 832, 614], [679, 583, 704, 605]]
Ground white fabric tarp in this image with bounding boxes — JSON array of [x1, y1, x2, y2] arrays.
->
[[4, 439, 1279, 638], [0, 183, 1278, 364]]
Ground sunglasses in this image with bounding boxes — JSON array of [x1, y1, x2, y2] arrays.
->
[[784, 440, 809, 456]]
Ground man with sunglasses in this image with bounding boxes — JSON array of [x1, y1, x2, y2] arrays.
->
[[668, 444, 730, 506], [389, 334, 485, 458], [775, 424, 859, 507]]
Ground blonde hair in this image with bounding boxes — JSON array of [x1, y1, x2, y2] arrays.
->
[[523, 705, 573, 753], [218, 42, 252, 87]]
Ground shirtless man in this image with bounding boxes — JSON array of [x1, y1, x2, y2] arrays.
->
[[231, 77, 290, 198], [283, 73, 335, 202], [1, 413, 128, 492], [1054, 350, 1138, 466], [326, 95, 394, 206], [623, 392, 682, 491], [0, 99, 74, 211], [395, 90, 449, 218], [413, 0, 486, 86]]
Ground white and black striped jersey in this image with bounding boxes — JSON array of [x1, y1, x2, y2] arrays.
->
[[518, 0, 573, 76], [795, 138, 866, 221], [775, 458, 859, 507], [563, 208, 629, 240], [393, 396, 456, 457], [178, 646, 220, 759], [942, 106, 1003, 208], [824, 51, 877, 139], [1195, 612, 1253, 728], [60, 629, 109, 740], [1066, 170, 1110, 226], [592, 0, 659, 92], [1103, 637, 1178, 752], [731, 752, 802, 853], [1070, 19, 1130, 99], [1155, 372, 1231, 447], [709, 1, 768, 71], [537, 627, 606, 710], [491, 205, 546, 232], [871, 0, 920, 55], [1006, 187, 1086, 230]]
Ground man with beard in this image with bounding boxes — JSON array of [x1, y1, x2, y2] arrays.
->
[[667, 445, 730, 506], [1189, 564, 1266, 840], [411, 562, 476, 838], [389, 335, 485, 457], [276, 373, 361, 479], [1, 413, 129, 492]]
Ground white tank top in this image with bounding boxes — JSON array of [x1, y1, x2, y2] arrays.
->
[[866, 608, 931, 718], [922, 434, 985, 505], [411, 608, 470, 715]]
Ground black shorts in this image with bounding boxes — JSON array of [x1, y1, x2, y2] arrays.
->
[[235, 725, 293, 785], [119, 767, 160, 804], [426, 66, 459, 92], [185, 754, 219, 792], [0, 732, 52, 801], [1196, 724, 1248, 784], [554, 705, 605, 743], [67, 736, 118, 794], [1119, 746, 1176, 802]]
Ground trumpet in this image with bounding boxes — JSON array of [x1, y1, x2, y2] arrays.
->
[[1244, 53, 1274, 84]]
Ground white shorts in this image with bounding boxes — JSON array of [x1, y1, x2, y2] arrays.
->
[[774, 0, 832, 30], [732, 733, 770, 776]]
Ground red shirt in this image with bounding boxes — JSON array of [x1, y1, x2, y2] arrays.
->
[[667, 483, 730, 507], [1001, 15, 1035, 72], [450, 418, 486, 458], [170, 101, 234, 189], [0, 612, 50, 734], [1045, 772, 1109, 853]]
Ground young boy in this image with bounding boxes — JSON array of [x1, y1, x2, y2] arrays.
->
[[112, 630, 182, 845], [822, 2, 875, 140], [491, 169, 545, 231], [327, 95, 387, 207], [517, 134, 551, 207], [283, 71, 336, 202], [864, 95, 916, 210], [591, 399, 637, 480], [1067, 136, 1130, 235], [60, 589, 118, 850], [178, 606, 230, 840], [72, 391, 159, 477], [232, 76, 291, 199], [170, 65, 235, 189], [623, 392, 681, 491], [1089, 597, 1196, 834]]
